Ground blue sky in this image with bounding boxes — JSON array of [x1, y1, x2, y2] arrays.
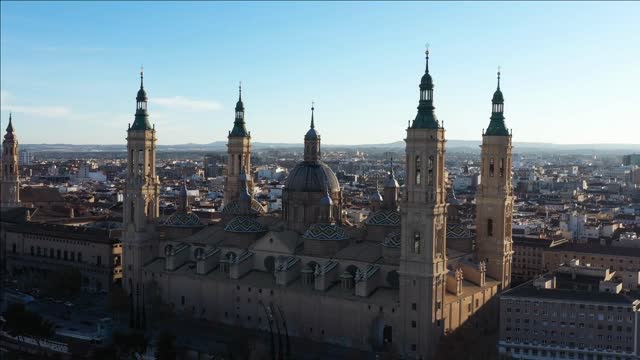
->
[[1, 2, 638, 145]]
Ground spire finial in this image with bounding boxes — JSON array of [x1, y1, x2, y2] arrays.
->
[[239, 81, 242, 101], [140, 65, 144, 88], [389, 157, 395, 177], [425, 43, 430, 73], [497, 66, 501, 90], [6, 112, 14, 133], [310, 101, 315, 129]]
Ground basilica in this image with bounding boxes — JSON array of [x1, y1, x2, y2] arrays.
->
[[120, 50, 514, 359]]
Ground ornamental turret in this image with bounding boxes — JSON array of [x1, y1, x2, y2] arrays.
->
[[304, 103, 321, 162], [1, 113, 20, 207], [484, 69, 509, 136], [382, 159, 399, 210], [411, 48, 440, 129]]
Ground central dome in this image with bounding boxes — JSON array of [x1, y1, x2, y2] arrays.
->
[[285, 161, 340, 193]]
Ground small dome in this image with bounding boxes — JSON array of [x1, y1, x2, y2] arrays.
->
[[382, 231, 401, 248], [285, 161, 340, 193], [320, 191, 333, 206], [366, 209, 400, 227], [384, 176, 399, 189], [162, 212, 203, 227], [420, 72, 433, 86], [224, 216, 267, 233], [137, 87, 148, 101], [305, 128, 320, 140], [303, 223, 349, 241], [369, 191, 383, 202], [222, 199, 266, 215], [492, 89, 504, 104]]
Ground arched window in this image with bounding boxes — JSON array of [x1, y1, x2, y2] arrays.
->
[[130, 149, 134, 167], [415, 156, 421, 185], [30, 246, 34, 256], [499, 158, 505, 177], [487, 219, 494, 237], [489, 158, 495, 177], [413, 232, 421, 254], [427, 156, 434, 185]]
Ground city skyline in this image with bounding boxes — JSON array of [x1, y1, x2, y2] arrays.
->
[[1, 2, 639, 145]]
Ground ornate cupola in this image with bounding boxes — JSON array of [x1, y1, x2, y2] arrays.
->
[[382, 159, 399, 209], [230, 83, 249, 137], [130, 69, 152, 131], [484, 69, 509, 136], [411, 48, 440, 129], [238, 164, 252, 215], [179, 181, 190, 212], [319, 182, 334, 223], [304, 103, 321, 162]]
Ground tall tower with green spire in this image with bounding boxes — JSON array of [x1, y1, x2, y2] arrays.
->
[[224, 83, 253, 206], [122, 69, 160, 316], [399, 48, 448, 359], [1, 113, 20, 208], [476, 69, 514, 289]]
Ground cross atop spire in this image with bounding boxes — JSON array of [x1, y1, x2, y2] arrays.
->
[[6, 112, 14, 134], [140, 66, 144, 89], [310, 101, 315, 129], [425, 43, 430, 73]]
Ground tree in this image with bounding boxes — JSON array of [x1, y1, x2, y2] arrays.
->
[[3, 303, 55, 355], [155, 331, 177, 360], [107, 284, 130, 322], [43, 267, 82, 299], [112, 330, 148, 359]]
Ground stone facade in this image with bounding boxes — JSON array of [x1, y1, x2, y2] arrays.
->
[[123, 52, 515, 359]]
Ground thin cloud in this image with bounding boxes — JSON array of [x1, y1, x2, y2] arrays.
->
[[154, 96, 222, 111], [0, 90, 71, 118]]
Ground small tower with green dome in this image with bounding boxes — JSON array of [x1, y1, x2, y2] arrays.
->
[[484, 69, 509, 136], [411, 48, 440, 129]]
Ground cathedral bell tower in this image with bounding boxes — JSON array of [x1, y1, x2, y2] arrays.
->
[[225, 83, 252, 205], [475, 70, 514, 289], [122, 69, 160, 305], [1, 113, 20, 208], [399, 49, 448, 359]]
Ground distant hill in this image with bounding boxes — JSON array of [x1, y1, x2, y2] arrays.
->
[[21, 140, 640, 154]]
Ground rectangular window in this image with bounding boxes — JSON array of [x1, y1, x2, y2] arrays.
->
[[97, 255, 102, 266], [78, 252, 83, 262]]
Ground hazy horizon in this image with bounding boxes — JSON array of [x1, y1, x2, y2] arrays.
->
[[1, 2, 639, 145]]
